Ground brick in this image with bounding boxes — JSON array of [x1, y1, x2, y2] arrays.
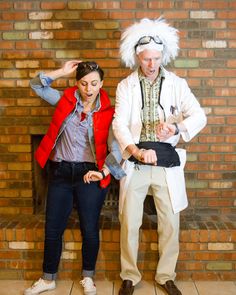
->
[[0, 270, 22, 280], [0, 250, 22, 259], [150, 243, 158, 251], [174, 59, 199, 68], [3, 70, 28, 78], [203, 1, 228, 9], [208, 20, 227, 29], [14, 22, 38, 30], [64, 242, 82, 250], [3, 51, 28, 59], [203, 40, 227, 48], [54, 11, 80, 20], [0, 61, 14, 68], [29, 32, 54, 40], [41, 21, 63, 30], [0, 135, 31, 144], [2, 12, 27, 21], [8, 163, 31, 171], [54, 31, 81, 40], [214, 107, 236, 115], [109, 12, 135, 19], [217, 11, 236, 19], [82, 31, 107, 40], [206, 262, 232, 271], [0, 22, 13, 30], [61, 251, 77, 260], [16, 41, 41, 50], [55, 50, 81, 59], [188, 69, 213, 77], [0, 3, 12, 9], [216, 88, 236, 97], [81, 11, 108, 20], [190, 11, 215, 19], [68, 1, 93, 9], [8, 145, 31, 153], [9, 241, 34, 250], [186, 180, 208, 189], [2, 32, 27, 40], [0, 80, 15, 88], [29, 12, 53, 20], [209, 181, 233, 189], [0, 41, 14, 49], [41, 2, 66, 10], [14, 1, 39, 10], [154, 11, 189, 19], [120, 1, 135, 10], [94, 21, 119, 30], [102, 242, 119, 251], [197, 172, 222, 180], [16, 60, 39, 68], [148, 1, 174, 9], [64, 229, 73, 241], [95, 1, 120, 9], [208, 243, 234, 251], [111, 230, 120, 242]]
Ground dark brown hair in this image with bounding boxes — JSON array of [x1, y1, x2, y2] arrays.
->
[[76, 61, 104, 81]]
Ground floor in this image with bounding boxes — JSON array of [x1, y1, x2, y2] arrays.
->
[[0, 280, 236, 295]]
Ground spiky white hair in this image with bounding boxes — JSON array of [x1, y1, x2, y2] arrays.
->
[[120, 17, 179, 69]]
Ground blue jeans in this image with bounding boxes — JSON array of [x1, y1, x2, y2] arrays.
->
[[42, 161, 106, 280]]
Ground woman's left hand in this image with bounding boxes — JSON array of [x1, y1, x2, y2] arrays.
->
[[83, 170, 103, 183]]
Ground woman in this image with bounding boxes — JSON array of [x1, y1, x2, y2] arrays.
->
[[24, 60, 125, 295]]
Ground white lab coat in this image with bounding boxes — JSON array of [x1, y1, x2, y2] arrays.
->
[[113, 68, 207, 214]]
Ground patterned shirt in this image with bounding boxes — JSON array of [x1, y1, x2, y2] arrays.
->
[[139, 66, 165, 142], [51, 91, 99, 163]]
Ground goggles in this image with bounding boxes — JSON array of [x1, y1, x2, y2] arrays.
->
[[135, 36, 162, 49]]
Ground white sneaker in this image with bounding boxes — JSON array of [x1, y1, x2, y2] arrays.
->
[[24, 278, 56, 295], [80, 277, 97, 295]]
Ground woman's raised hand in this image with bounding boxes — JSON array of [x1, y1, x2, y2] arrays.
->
[[62, 60, 82, 75]]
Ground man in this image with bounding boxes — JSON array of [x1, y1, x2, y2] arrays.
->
[[113, 17, 207, 295]]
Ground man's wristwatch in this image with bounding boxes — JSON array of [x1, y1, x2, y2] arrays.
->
[[173, 122, 180, 135]]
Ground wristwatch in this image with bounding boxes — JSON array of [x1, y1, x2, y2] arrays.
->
[[173, 122, 180, 135], [99, 170, 106, 179]]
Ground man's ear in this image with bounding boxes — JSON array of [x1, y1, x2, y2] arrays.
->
[[100, 80, 104, 88]]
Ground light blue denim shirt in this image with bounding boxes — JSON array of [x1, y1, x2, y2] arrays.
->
[[30, 72, 126, 180]]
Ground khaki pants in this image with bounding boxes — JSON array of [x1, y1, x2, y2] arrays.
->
[[120, 165, 180, 285]]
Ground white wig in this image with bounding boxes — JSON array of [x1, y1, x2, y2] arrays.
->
[[120, 17, 179, 69]]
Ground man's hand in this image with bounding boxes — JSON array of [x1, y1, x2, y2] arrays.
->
[[156, 122, 177, 141], [126, 144, 157, 165], [141, 149, 157, 165]]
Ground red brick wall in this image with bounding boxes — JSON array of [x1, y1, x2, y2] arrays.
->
[[0, 0, 236, 214]]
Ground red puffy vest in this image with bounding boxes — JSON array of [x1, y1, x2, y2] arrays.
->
[[35, 86, 114, 188]]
